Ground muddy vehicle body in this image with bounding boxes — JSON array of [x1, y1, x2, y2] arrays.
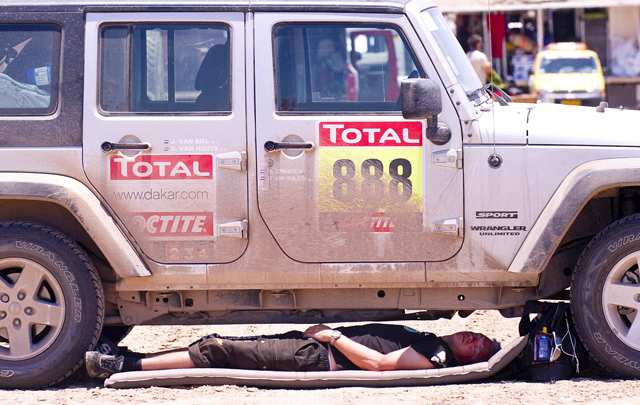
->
[[2, 0, 640, 388]]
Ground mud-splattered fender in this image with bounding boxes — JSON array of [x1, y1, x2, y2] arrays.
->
[[509, 158, 640, 274], [0, 172, 150, 278]]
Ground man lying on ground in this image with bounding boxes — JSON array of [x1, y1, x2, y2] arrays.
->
[[86, 323, 500, 378]]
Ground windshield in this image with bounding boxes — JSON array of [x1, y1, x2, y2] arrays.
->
[[539, 56, 598, 74], [420, 8, 483, 94]]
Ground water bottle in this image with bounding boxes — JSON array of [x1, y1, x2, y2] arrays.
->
[[534, 327, 552, 363]]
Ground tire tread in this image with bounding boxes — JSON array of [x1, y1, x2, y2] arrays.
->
[[0, 221, 104, 388], [570, 212, 640, 378]]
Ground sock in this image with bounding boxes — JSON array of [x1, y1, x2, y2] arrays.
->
[[122, 356, 143, 372]]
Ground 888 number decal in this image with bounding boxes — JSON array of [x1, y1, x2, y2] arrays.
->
[[333, 158, 412, 203]]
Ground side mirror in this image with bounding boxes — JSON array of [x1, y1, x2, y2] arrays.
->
[[401, 78, 441, 120], [401, 78, 451, 145]]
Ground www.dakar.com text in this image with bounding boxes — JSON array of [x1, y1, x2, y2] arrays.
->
[[114, 189, 209, 201]]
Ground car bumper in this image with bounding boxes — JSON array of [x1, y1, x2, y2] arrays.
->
[[538, 91, 605, 106]]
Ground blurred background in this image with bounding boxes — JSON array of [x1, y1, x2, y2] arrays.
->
[[434, 0, 640, 108]]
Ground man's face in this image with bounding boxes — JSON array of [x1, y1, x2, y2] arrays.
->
[[317, 38, 336, 58], [448, 331, 493, 364]]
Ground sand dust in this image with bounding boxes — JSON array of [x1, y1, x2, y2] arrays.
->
[[5, 310, 640, 404]]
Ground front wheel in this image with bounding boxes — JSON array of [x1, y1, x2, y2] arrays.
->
[[572, 214, 640, 378], [0, 222, 104, 389]]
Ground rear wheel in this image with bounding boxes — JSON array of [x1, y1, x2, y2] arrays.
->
[[0, 222, 104, 389], [572, 214, 640, 378]]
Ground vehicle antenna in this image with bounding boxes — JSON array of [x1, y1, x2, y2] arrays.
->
[[488, 0, 496, 156], [487, 0, 502, 168]]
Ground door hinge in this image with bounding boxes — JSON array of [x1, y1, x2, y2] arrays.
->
[[432, 149, 462, 169], [433, 217, 464, 237], [218, 220, 248, 239], [217, 151, 247, 171]]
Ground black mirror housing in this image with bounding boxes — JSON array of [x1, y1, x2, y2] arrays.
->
[[401, 78, 450, 145], [401, 78, 442, 120]]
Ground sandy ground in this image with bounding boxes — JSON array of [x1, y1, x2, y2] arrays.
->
[[5, 310, 640, 404]]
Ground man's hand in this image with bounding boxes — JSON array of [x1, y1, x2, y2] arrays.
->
[[303, 324, 332, 342], [304, 324, 435, 371]]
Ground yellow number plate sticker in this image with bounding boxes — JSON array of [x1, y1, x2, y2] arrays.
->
[[318, 121, 423, 214]]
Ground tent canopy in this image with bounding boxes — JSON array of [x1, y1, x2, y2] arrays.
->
[[434, 0, 640, 13]]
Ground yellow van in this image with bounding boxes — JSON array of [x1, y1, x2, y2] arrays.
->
[[529, 42, 605, 106]]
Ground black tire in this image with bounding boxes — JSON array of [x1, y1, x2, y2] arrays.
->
[[0, 222, 104, 389], [572, 213, 640, 378]]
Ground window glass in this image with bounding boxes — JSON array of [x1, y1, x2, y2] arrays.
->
[[420, 9, 482, 95], [274, 24, 422, 112], [145, 28, 169, 102], [0, 24, 60, 115], [539, 56, 598, 74], [101, 26, 129, 111], [101, 24, 229, 113]]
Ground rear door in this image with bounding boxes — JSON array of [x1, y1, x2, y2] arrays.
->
[[254, 12, 464, 263], [83, 13, 247, 264]]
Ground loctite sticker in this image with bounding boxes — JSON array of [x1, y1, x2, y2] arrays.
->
[[319, 212, 423, 233], [131, 212, 214, 237]]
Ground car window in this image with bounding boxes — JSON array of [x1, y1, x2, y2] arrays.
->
[[273, 24, 422, 113], [420, 9, 482, 95], [0, 24, 61, 116], [539, 56, 599, 74], [100, 24, 230, 114]]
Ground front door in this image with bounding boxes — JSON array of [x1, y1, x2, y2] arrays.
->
[[83, 12, 248, 264], [254, 12, 464, 263]]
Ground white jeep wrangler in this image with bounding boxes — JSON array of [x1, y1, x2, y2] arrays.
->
[[1, 0, 639, 388]]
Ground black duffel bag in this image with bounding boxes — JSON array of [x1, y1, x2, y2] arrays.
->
[[513, 300, 589, 381]]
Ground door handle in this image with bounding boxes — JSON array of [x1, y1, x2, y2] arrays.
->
[[101, 141, 151, 153], [264, 141, 314, 152]]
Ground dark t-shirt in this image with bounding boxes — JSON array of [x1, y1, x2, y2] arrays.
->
[[331, 324, 458, 370]]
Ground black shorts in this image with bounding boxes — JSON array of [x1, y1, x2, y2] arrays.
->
[[188, 331, 330, 371]]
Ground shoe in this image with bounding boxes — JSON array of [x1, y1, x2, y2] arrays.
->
[[96, 333, 129, 356], [85, 351, 124, 378]]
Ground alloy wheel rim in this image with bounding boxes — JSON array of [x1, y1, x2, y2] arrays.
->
[[602, 251, 640, 350], [0, 258, 66, 361]]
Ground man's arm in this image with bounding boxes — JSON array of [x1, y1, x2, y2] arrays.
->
[[303, 324, 435, 371], [482, 53, 492, 75]]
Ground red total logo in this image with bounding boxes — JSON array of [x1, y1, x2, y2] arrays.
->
[[319, 121, 423, 147], [110, 155, 213, 180], [132, 212, 213, 236]]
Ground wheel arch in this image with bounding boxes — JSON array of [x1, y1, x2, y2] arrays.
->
[[0, 199, 118, 281], [508, 158, 640, 294], [0, 173, 150, 279]]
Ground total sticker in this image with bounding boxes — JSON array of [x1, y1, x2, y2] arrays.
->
[[110, 154, 213, 180], [318, 121, 423, 213]]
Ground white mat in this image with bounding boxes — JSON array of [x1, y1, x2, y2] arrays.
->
[[105, 336, 526, 389]]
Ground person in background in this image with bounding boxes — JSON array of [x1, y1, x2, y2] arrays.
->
[[312, 36, 359, 101], [467, 34, 492, 84]]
